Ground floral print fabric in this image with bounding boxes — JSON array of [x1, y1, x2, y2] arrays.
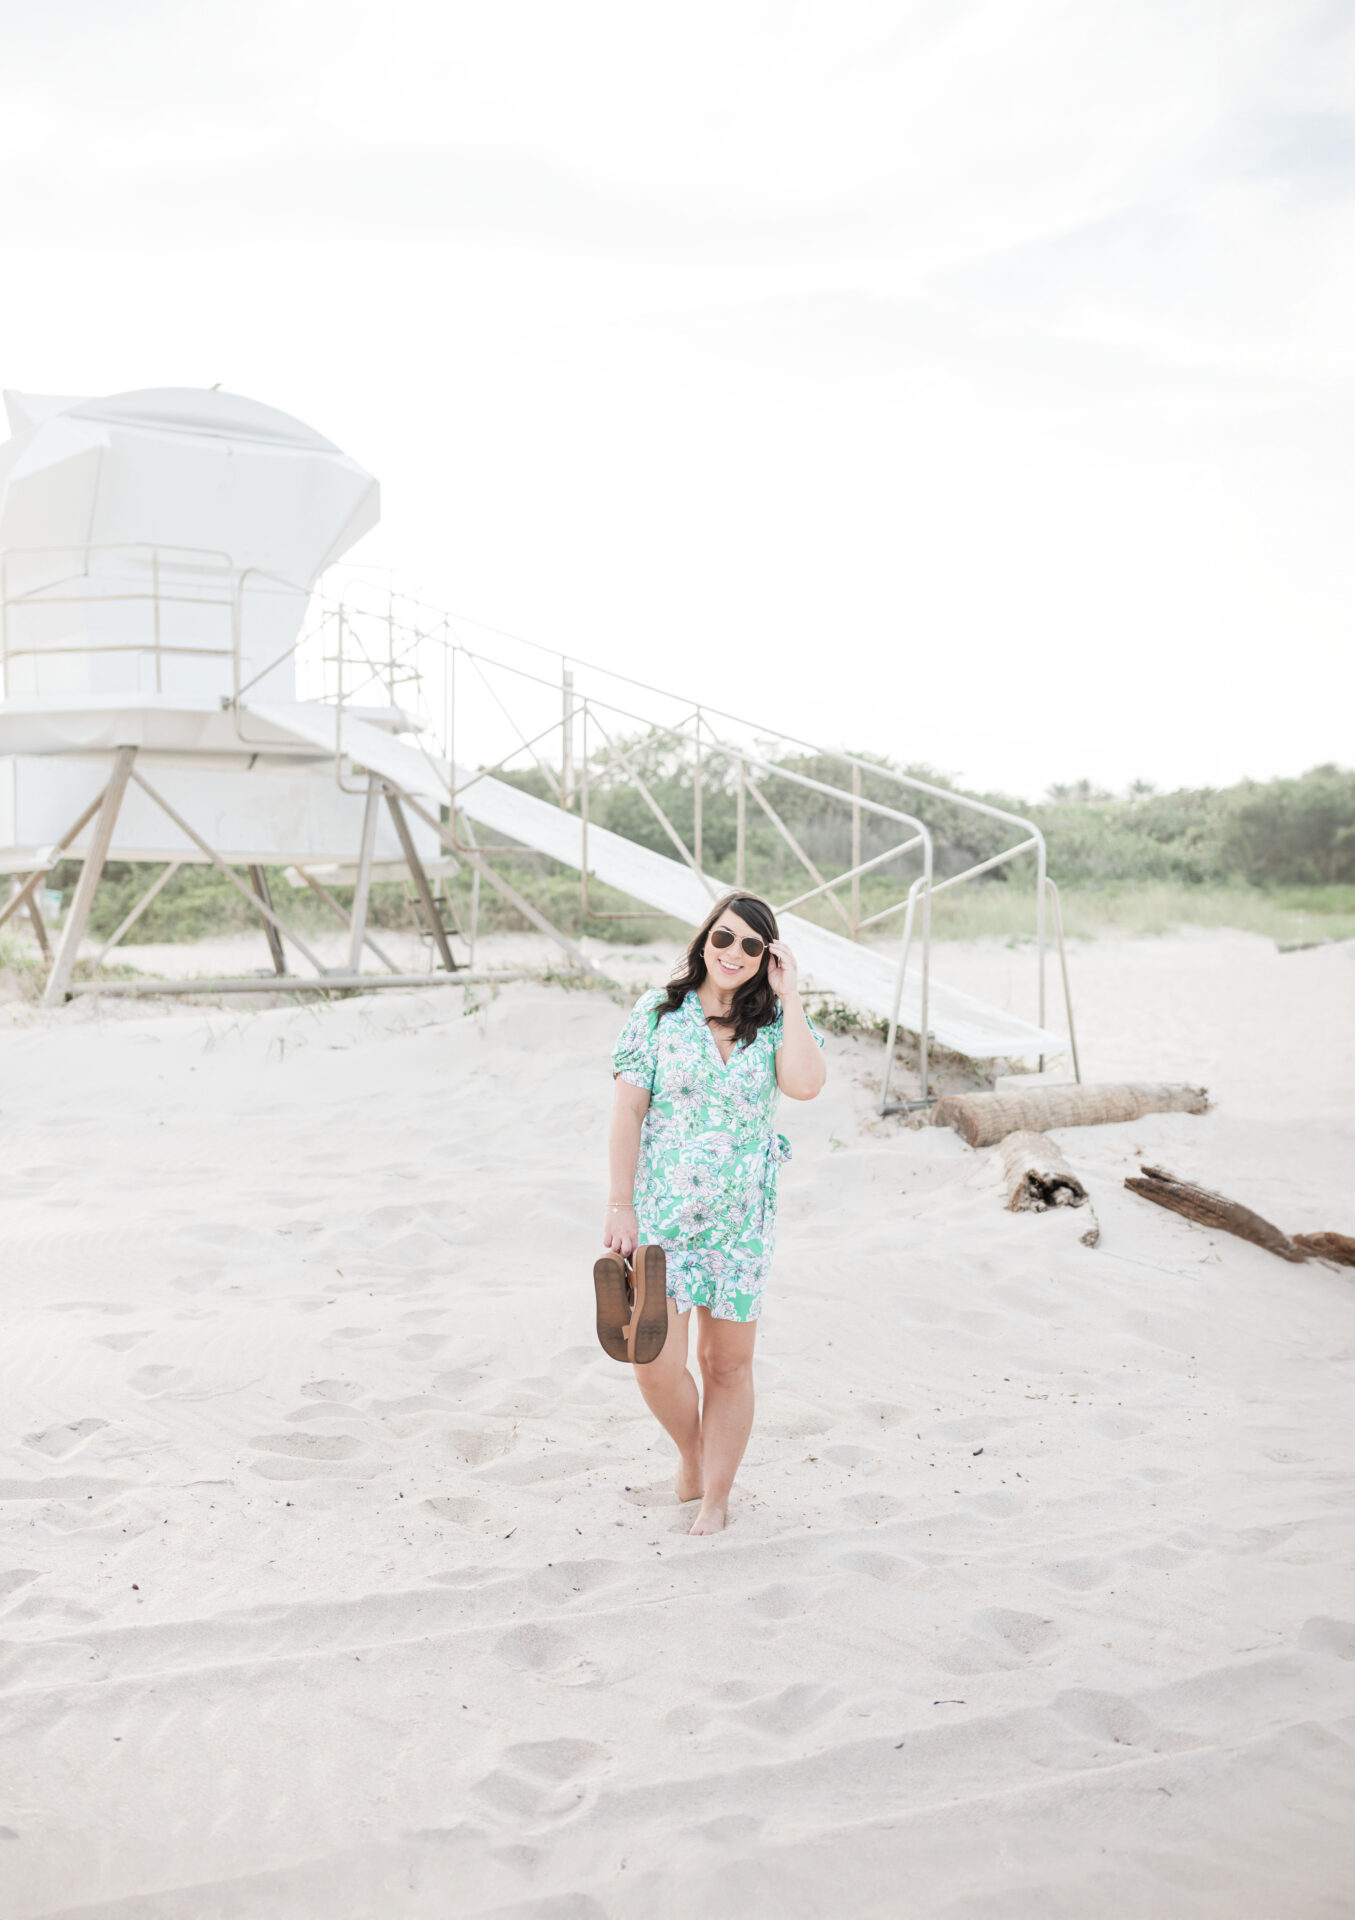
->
[[611, 988, 824, 1322]]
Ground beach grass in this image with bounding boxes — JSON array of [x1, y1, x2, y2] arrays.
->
[[882, 881, 1355, 947]]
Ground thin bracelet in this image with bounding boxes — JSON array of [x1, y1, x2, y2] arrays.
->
[[607, 1202, 634, 1211]]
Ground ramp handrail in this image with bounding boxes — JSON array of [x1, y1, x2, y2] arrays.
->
[[279, 582, 1074, 1102]]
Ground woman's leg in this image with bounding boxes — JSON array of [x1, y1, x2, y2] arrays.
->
[[691, 1310, 758, 1535], [633, 1300, 702, 1501]]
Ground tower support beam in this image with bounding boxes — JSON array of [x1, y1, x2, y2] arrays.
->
[[42, 746, 137, 1006]]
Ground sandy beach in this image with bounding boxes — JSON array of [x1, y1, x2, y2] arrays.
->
[[1, 929, 1353, 1918]]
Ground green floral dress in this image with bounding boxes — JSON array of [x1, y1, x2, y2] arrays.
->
[[611, 989, 825, 1322]]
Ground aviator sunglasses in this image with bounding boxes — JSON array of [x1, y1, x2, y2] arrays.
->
[[709, 926, 767, 959]]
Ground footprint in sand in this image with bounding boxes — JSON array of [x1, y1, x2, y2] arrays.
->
[[744, 1583, 812, 1621], [399, 1332, 451, 1359], [423, 1495, 485, 1523], [247, 1429, 376, 1480], [249, 1432, 365, 1460], [1041, 1556, 1114, 1591], [25, 1419, 109, 1459], [471, 1740, 610, 1824], [727, 1683, 843, 1736], [841, 1491, 908, 1524], [284, 1403, 374, 1426], [469, 1770, 565, 1821], [0, 1571, 41, 1604], [47, 1300, 136, 1316], [1052, 1687, 1205, 1754], [362, 1204, 421, 1229], [1297, 1616, 1355, 1660], [442, 1425, 519, 1468], [170, 1272, 222, 1296], [856, 1400, 912, 1429], [524, 1561, 620, 1606], [968, 1489, 1030, 1518], [299, 1379, 363, 1402], [431, 1366, 491, 1398], [129, 1364, 194, 1396], [404, 1822, 488, 1846], [502, 1738, 610, 1781], [833, 1548, 916, 1584], [1089, 1411, 1151, 1441], [1119, 1541, 1192, 1570], [175, 1224, 270, 1251], [494, 1624, 602, 1686], [939, 1606, 1061, 1675], [91, 1331, 151, 1352]]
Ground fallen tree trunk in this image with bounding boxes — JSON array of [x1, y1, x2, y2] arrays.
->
[[999, 1130, 1100, 1246], [1293, 1232, 1355, 1268], [999, 1130, 1088, 1210], [934, 1082, 1210, 1149], [1125, 1165, 1308, 1263]]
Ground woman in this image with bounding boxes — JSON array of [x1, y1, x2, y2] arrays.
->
[[603, 892, 827, 1536]]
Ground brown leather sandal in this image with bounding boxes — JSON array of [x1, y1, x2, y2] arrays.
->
[[593, 1244, 669, 1365]]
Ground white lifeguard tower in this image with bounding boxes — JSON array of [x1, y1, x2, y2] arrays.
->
[[0, 387, 459, 1002]]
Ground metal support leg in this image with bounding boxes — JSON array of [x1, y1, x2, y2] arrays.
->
[[385, 790, 458, 972], [26, 894, 51, 960], [1036, 837, 1048, 1072], [248, 866, 288, 977], [294, 867, 401, 974], [879, 882, 919, 1114], [91, 859, 183, 968], [348, 775, 381, 972], [736, 758, 746, 889], [43, 746, 136, 1006], [562, 666, 575, 809], [1045, 877, 1082, 1083], [879, 868, 933, 1112], [851, 763, 861, 938], [129, 767, 330, 976], [399, 790, 601, 976], [460, 812, 482, 969], [918, 876, 932, 1102], [0, 789, 110, 938]]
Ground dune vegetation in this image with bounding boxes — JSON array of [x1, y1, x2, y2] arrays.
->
[[31, 755, 1355, 952]]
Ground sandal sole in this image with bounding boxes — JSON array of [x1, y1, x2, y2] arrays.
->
[[593, 1254, 631, 1362], [627, 1245, 669, 1366]]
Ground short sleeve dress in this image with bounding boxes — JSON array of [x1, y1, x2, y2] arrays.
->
[[611, 988, 825, 1322]]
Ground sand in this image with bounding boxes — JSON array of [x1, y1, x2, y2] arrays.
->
[[1, 930, 1353, 1918]]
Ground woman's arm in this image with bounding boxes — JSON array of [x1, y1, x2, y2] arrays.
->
[[768, 942, 828, 1101], [603, 1079, 650, 1256]]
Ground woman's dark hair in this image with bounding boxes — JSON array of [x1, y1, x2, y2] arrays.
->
[[657, 893, 780, 1051]]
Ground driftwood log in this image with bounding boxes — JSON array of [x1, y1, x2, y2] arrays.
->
[[999, 1130, 1100, 1246], [933, 1082, 1210, 1149], [1125, 1165, 1307, 1263], [1293, 1232, 1355, 1268]]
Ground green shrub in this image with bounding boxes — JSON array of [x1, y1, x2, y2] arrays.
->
[[35, 754, 1355, 949]]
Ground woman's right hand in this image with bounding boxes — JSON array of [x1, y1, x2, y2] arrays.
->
[[603, 1203, 638, 1259]]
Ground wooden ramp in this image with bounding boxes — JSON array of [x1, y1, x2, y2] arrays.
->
[[254, 702, 1067, 1061]]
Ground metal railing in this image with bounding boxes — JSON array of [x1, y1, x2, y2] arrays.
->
[[0, 544, 312, 700], [286, 582, 1080, 1106]]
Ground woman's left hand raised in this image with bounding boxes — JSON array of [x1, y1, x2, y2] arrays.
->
[[766, 940, 799, 998]]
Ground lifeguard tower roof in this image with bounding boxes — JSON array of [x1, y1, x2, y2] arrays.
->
[[0, 386, 379, 704]]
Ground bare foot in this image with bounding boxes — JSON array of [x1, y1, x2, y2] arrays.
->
[[675, 1456, 703, 1503], [688, 1497, 727, 1535]]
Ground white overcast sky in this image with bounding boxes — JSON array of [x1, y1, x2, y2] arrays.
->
[[1, 0, 1351, 798]]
